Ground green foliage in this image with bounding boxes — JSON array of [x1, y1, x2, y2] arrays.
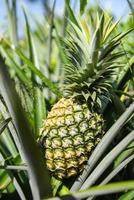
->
[[62, 13, 133, 110], [0, 0, 134, 200], [118, 190, 134, 200], [80, 0, 87, 15], [0, 118, 11, 135], [0, 56, 52, 199], [65, 0, 80, 28]]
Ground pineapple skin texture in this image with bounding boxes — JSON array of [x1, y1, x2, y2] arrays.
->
[[40, 98, 104, 179]]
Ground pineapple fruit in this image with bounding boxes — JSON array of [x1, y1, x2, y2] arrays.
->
[[38, 14, 130, 179], [40, 98, 104, 179]]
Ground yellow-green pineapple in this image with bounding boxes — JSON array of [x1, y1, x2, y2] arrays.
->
[[39, 14, 129, 179]]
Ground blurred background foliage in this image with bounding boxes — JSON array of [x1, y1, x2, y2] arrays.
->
[[0, 0, 134, 200]]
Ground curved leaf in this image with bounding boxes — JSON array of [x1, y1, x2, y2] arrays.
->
[[0, 118, 11, 136], [0, 55, 52, 199]]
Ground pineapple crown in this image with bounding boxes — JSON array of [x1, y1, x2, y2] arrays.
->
[[61, 13, 132, 109]]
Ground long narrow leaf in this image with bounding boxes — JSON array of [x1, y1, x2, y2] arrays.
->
[[0, 100, 24, 160], [80, 0, 87, 15], [0, 38, 61, 97], [87, 154, 134, 200], [74, 181, 134, 200], [0, 56, 52, 199], [117, 55, 134, 88], [0, 47, 32, 89], [101, 154, 134, 185], [5, 0, 18, 45], [114, 141, 134, 168], [118, 190, 134, 200], [71, 102, 134, 191], [0, 152, 28, 200], [46, 0, 56, 70], [5, 0, 20, 67], [48, 181, 134, 200], [14, 46, 61, 97], [80, 131, 134, 190], [66, 0, 80, 28], [0, 118, 11, 135], [23, 9, 46, 137], [0, 165, 27, 171]]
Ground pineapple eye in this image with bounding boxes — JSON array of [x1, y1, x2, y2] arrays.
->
[[62, 137, 73, 148], [88, 119, 96, 129], [78, 155, 88, 165], [94, 138, 101, 145], [84, 132, 94, 142], [52, 138, 62, 148], [46, 160, 55, 171], [79, 122, 89, 133], [74, 104, 82, 111], [45, 138, 51, 147], [45, 127, 50, 134], [65, 115, 74, 126], [53, 149, 64, 159], [40, 130, 47, 138], [58, 128, 68, 137], [94, 128, 103, 136], [56, 117, 65, 126], [56, 108, 65, 116], [75, 146, 85, 157], [55, 171, 65, 179], [86, 142, 94, 152], [46, 119, 55, 127], [74, 112, 84, 123], [45, 149, 53, 159], [54, 160, 66, 170], [64, 148, 75, 159], [47, 111, 55, 118], [84, 109, 91, 119], [49, 129, 58, 137], [66, 158, 78, 169], [64, 99, 73, 107], [94, 114, 103, 123], [66, 167, 77, 178], [73, 135, 84, 146], [69, 127, 78, 136], [65, 106, 73, 115]]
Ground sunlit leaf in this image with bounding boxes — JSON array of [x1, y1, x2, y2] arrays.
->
[[0, 118, 11, 136], [80, 0, 87, 15]]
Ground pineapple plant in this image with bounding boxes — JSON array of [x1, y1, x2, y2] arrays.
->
[[38, 14, 131, 179], [0, 0, 134, 199]]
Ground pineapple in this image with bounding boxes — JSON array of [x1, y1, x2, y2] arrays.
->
[[39, 98, 104, 179], [38, 14, 130, 179]]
